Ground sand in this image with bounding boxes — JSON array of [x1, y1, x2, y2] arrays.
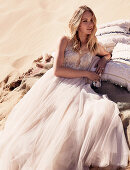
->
[[0, 0, 130, 81]]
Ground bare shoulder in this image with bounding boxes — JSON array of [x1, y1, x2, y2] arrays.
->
[[57, 35, 71, 49], [53, 36, 71, 71], [96, 43, 103, 53], [55, 35, 71, 56], [61, 35, 70, 42], [95, 42, 110, 56]]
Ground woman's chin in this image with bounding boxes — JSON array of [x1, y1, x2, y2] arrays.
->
[[84, 30, 92, 35], [86, 32, 92, 35]]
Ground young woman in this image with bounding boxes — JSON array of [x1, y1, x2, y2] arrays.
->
[[0, 5, 129, 170]]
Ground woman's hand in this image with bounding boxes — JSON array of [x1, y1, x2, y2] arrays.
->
[[95, 43, 111, 75], [95, 58, 107, 75], [87, 71, 101, 81]]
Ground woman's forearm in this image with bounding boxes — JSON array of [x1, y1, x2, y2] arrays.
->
[[53, 66, 90, 78]]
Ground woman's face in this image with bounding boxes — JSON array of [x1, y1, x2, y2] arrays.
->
[[78, 11, 94, 35]]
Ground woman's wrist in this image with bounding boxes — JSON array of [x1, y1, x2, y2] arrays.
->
[[83, 70, 91, 78]]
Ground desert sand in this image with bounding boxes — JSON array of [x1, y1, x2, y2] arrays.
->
[[0, 0, 130, 81], [0, 0, 130, 169]]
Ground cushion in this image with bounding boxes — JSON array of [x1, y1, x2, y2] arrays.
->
[[96, 19, 130, 53], [101, 61, 130, 91], [88, 53, 130, 92], [97, 19, 130, 30], [112, 43, 130, 64]]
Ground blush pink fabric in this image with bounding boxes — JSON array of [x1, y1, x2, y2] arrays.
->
[[0, 43, 129, 170]]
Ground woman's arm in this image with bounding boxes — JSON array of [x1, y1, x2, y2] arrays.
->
[[53, 36, 100, 81], [95, 43, 112, 74]]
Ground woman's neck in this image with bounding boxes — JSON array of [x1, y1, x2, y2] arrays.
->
[[78, 32, 88, 47]]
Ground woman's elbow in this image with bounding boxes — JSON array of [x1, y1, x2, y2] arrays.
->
[[53, 65, 65, 77], [53, 68, 60, 77], [54, 71, 59, 77]]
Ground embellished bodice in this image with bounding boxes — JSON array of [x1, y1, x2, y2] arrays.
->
[[63, 43, 95, 71]]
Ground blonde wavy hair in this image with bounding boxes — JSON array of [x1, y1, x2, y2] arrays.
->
[[69, 5, 98, 54]]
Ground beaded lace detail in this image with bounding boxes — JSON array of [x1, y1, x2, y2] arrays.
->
[[63, 43, 95, 70]]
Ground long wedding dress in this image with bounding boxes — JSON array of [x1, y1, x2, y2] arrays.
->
[[0, 43, 129, 170]]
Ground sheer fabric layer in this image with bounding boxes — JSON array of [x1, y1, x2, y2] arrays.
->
[[0, 68, 129, 170]]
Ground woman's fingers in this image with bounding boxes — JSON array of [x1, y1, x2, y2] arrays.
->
[[96, 73, 101, 81], [96, 67, 101, 74], [94, 62, 98, 68], [95, 59, 106, 74], [96, 66, 105, 74]]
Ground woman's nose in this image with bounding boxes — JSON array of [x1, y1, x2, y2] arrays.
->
[[87, 21, 93, 27]]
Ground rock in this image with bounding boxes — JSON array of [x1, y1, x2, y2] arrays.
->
[[120, 110, 130, 149]]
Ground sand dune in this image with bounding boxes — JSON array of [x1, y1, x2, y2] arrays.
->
[[0, 0, 130, 81]]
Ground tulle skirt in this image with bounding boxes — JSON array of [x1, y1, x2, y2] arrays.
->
[[0, 68, 129, 170]]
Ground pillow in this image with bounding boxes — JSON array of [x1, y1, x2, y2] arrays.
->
[[87, 55, 130, 92], [112, 43, 130, 64], [97, 33, 129, 53], [96, 25, 128, 35], [97, 19, 130, 30], [101, 61, 130, 92], [96, 20, 130, 53]]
